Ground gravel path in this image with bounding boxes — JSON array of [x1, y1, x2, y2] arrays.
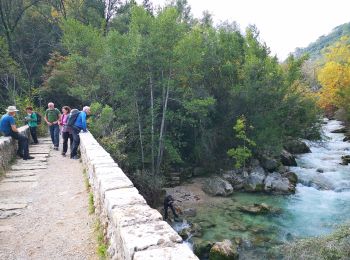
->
[[0, 138, 98, 260]]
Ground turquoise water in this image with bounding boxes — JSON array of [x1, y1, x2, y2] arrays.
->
[[180, 119, 350, 259]]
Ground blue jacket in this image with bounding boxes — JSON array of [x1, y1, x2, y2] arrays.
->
[[0, 114, 15, 135], [74, 111, 87, 131]]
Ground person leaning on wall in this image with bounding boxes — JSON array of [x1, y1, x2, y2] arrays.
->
[[0, 106, 34, 160]]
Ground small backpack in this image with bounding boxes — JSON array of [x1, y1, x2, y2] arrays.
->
[[34, 112, 42, 125], [67, 109, 80, 127]]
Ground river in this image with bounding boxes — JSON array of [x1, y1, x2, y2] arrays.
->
[[173, 119, 350, 259]]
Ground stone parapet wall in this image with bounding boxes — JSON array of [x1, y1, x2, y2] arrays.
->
[[79, 132, 198, 260], [0, 126, 31, 174]]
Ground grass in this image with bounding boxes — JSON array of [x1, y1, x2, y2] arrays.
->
[[88, 192, 95, 214], [82, 169, 91, 191], [95, 220, 107, 259], [82, 169, 107, 259]]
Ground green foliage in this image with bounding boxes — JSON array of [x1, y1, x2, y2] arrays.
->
[[295, 22, 350, 60], [94, 220, 107, 259], [88, 192, 95, 215], [276, 224, 350, 260], [227, 116, 256, 168]]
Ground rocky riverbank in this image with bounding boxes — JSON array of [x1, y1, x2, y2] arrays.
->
[[163, 118, 350, 259]]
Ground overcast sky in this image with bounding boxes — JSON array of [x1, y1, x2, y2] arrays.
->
[[145, 0, 350, 60]]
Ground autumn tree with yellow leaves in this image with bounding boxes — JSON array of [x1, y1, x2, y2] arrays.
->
[[317, 36, 350, 116]]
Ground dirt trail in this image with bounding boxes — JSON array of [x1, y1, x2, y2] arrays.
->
[[0, 137, 98, 260]]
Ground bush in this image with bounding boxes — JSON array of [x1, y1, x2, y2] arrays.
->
[[127, 171, 166, 208]]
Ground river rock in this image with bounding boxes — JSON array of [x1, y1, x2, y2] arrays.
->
[[209, 239, 239, 260], [183, 208, 197, 217], [221, 170, 246, 190], [264, 172, 295, 194], [202, 177, 233, 196], [259, 155, 279, 172], [284, 139, 311, 154], [193, 238, 213, 259], [238, 203, 271, 214], [244, 166, 266, 192], [283, 171, 298, 186], [343, 136, 350, 142], [190, 222, 203, 237], [331, 127, 347, 133], [280, 150, 297, 166], [341, 155, 350, 165]]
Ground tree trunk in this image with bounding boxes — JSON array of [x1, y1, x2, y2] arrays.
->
[[135, 97, 145, 172], [156, 71, 171, 174], [149, 71, 155, 175]]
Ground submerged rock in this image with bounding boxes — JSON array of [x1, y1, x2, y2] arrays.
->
[[284, 139, 311, 154], [193, 238, 213, 259], [283, 171, 298, 186], [202, 177, 234, 196], [238, 203, 271, 214], [280, 149, 297, 166], [209, 239, 239, 260]]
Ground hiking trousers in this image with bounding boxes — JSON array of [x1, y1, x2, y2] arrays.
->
[[8, 131, 29, 159], [49, 124, 59, 147]]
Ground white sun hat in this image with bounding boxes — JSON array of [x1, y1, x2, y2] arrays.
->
[[6, 106, 19, 112]]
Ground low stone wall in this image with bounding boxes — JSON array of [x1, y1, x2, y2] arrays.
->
[[0, 126, 31, 174], [79, 132, 198, 260]]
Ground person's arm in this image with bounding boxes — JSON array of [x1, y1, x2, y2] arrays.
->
[[52, 109, 60, 124], [10, 117, 18, 132], [44, 110, 51, 125]]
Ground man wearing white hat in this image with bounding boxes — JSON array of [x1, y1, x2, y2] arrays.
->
[[0, 106, 34, 160]]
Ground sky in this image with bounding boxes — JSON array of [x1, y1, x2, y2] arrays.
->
[[145, 0, 350, 60]]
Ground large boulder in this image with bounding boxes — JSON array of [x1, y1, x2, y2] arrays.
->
[[259, 155, 279, 172], [280, 149, 297, 166], [222, 170, 246, 190], [202, 177, 234, 196], [209, 239, 239, 260], [244, 166, 266, 192], [264, 172, 295, 194], [283, 171, 298, 186], [284, 139, 311, 154]]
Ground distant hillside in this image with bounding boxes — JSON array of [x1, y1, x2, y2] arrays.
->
[[294, 22, 350, 60]]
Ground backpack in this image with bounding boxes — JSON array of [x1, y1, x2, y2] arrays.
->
[[67, 109, 80, 127], [34, 112, 42, 125]]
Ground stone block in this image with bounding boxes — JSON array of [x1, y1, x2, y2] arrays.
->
[[117, 220, 182, 260], [110, 204, 162, 228], [104, 188, 146, 213], [133, 244, 199, 260]]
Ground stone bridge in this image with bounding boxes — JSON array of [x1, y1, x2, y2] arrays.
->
[[0, 126, 198, 260]]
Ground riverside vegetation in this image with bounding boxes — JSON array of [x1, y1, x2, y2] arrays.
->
[[1, 0, 350, 259]]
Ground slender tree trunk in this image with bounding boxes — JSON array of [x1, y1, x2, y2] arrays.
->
[[149, 71, 155, 175], [156, 70, 171, 174], [135, 97, 145, 172]]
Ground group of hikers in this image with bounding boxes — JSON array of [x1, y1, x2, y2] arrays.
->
[[0, 103, 91, 160]]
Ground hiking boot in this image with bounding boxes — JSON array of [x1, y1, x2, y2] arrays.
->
[[23, 156, 35, 160], [71, 155, 79, 160], [61, 152, 66, 157], [54, 146, 59, 150]]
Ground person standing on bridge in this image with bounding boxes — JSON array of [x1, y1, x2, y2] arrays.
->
[[44, 102, 61, 150], [71, 106, 91, 159], [60, 106, 73, 157], [0, 106, 34, 160]]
